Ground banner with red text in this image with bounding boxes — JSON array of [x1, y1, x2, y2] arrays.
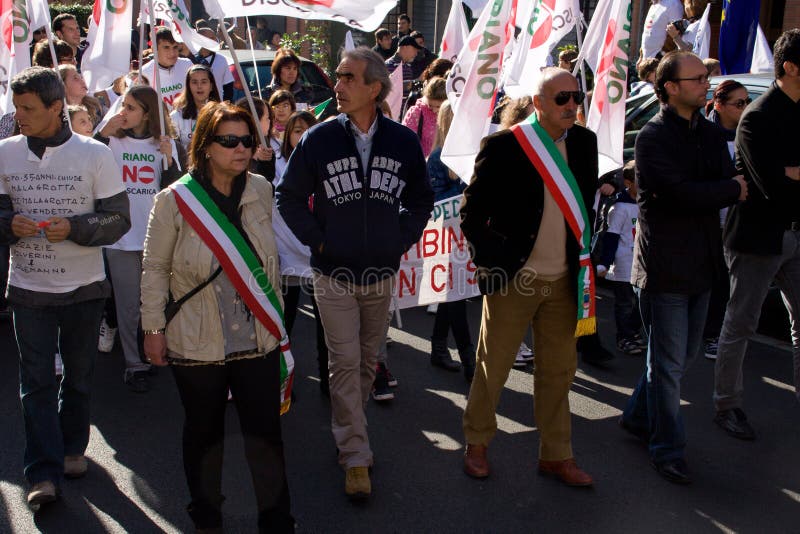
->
[[0, 0, 49, 114], [141, 0, 218, 54], [394, 195, 480, 309], [439, 0, 470, 63]]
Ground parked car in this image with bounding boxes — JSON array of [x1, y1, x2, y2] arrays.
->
[[218, 50, 335, 113], [623, 73, 790, 342]]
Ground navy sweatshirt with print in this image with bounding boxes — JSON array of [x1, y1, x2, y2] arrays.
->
[[276, 112, 434, 284]]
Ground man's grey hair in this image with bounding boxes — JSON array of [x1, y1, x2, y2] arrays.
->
[[342, 47, 392, 103], [11, 67, 65, 108], [534, 67, 577, 96]]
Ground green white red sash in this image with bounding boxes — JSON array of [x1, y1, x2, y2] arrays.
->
[[171, 174, 294, 413], [511, 114, 596, 337]]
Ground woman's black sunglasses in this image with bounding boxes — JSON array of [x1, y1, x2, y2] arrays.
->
[[212, 134, 256, 148], [554, 91, 585, 106]]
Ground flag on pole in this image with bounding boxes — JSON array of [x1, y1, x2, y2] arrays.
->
[[203, 0, 397, 32], [719, 0, 761, 75], [441, 0, 518, 183], [81, 0, 134, 93], [385, 64, 404, 120], [502, 0, 580, 98], [439, 0, 470, 63], [141, 0, 218, 54], [313, 97, 333, 119], [581, 0, 632, 177], [0, 0, 46, 114], [344, 30, 355, 51], [750, 24, 773, 74], [692, 2, 711, 59]]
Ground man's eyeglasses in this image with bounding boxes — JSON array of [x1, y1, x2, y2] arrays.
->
[[212, 135, 255, 149], [725, 97, 752, 109], [671, 74, 710, 84], [554, 90, 585, 106]]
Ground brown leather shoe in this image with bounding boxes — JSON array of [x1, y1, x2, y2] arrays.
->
[[538, 458, 593, 487], [463, 444, 489, 479]]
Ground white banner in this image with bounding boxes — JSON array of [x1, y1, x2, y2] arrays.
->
[[503, 0, 580, 98], [442, 0, 517, 183], [751, 24, 773, 74], [582, 0, 632, 176], [385, 63, 403, 120], [203, 0, 398, 32], [693, 2, 711, 59], [439, 0, 470, 63], [394, 195, 480, 308], [82, 0, 134, 93], [141, 0, 218, 54], [0, 0, 44, 115]]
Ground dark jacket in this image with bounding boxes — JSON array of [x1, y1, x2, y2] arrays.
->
[[428, 147, 465, 202], [460, 124, 598, 295], [631, 106, 741, 294], [372, 44, 393, 61], [276, 111, 433, 284], [724, 84, 800, 255]]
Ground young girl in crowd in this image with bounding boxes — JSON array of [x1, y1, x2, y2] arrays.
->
[[269, 89, 296, 138], [97, 85, 184, 393], [170, 64, 221, 151], [58, 64, 107, 128], [402, 77, 446, 158], [67, 105, 95, 137], [272, 110, 330, 394], [237, 96, 281, 181]]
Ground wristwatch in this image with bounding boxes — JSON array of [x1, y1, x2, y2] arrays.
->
[[143, 329, 165, 335]]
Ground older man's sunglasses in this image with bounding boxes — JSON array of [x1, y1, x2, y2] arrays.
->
[[554, 90, 585, 106]]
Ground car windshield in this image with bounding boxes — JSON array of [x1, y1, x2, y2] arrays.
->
[[238, 61, 329, 93]]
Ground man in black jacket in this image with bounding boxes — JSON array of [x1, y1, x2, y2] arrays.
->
[[620, 51, 746, 485], [460, 68, 597, 487], [713, 29, 800, 439], [276, 48, 433, 501]]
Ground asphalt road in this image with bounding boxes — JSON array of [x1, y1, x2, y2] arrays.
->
[[1, 290, 798, 533]]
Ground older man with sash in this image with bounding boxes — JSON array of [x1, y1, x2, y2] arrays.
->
[[460, 67, 598, 487]]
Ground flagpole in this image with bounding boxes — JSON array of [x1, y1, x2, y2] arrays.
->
[[218, 20, 268, 150], [145, 0, 168, 170], [574, 12, 588, 92], [433, 0, 440, 53], [138, 11, 146, 78], [245, 16, 263, 100]]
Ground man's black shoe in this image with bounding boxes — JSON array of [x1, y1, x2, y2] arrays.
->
[[124, 371, 149, 393], [581, 346, 614, 366], [714, 408, 756, 440], [651, 459, 691, 485]]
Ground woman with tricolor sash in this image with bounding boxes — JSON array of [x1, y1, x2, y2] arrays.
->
[[96, 84, 183, 393], [140, 102, 294, 532]]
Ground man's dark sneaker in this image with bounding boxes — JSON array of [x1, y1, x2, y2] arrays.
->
[[617, 338, 644, 355], [714, 408, 756, 440], [651, 459, 691, 485], [704, 337, 719, 360], [124, 371, 149, 393], [378, 362, 398, 387], [372, 365, 394, 402]]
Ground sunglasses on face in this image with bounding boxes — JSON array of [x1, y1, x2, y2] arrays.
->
[[554, 91, 585, 106], [725, 97, 752, 109], [212, 134, 255, 149]]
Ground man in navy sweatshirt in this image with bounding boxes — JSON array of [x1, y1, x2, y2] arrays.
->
[[276, 47, 433, 501]]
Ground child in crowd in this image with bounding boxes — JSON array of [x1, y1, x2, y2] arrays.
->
[[597, 161, 645, 355]]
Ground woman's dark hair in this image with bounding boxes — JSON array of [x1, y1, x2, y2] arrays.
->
[[114, 84, 173, 139], [421, 58, 453, 82], [704, 79, 746, 114], [271, 47, 301, 86], [172, 64, 221, 120], [189, 102, 259, 177], [32, 39, 75, 68], [235, 96, 274, 138], [280, 110, 317, 159]]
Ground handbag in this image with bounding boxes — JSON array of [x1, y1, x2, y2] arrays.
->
[[164, 266, 222, 324]]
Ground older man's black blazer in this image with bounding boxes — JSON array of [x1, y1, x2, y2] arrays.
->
[[460, 123, 598, 295]]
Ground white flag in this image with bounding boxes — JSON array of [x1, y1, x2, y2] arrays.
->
[[441, 0, 517, 182], [204, 0, 397, 32], [344, 30, 355, 52], [81, 0, 133, 93], [385, 64, 404, 121], [581, 0, 632, 176], [141, 0, 218, 54], [0, 0, 39, 115], [692, 2, 711, 59], [751, 24, 773, 74], [439, 0, 470, 63], [503, 0, 580, 98]]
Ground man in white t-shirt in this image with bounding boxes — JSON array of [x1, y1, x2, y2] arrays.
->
[[140, 27, 193, 110], [640, 0, 685, 59], [195, 24, 235, 101], [0, 67, 130, 508]]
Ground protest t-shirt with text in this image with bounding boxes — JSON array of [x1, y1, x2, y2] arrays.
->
[[141, 57, 193, 110], [0, 135, 125, 293]]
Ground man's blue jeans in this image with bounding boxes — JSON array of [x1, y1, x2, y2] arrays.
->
[[12, 298, 105, 485], [622, 289, 710, 464]]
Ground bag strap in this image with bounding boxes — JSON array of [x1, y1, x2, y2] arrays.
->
[[173, 266, 222, 308]]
